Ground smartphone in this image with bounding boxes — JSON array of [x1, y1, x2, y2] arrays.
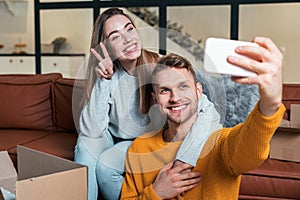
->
[[203, 37, 258, 77]]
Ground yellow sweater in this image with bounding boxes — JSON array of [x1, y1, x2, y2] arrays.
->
[[121, 103, 285, 200]]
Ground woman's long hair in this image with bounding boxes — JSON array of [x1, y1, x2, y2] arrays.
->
[[82, 7, 159, 114]]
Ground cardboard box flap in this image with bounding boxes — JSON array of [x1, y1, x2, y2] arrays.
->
[[17, 146, 84, 180], [0, 151, 17, 194], [16, 146, 87, 200], [16, 168, 87, 200]]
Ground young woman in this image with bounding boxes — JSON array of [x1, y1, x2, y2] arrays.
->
[[75, 7, 222, 200]]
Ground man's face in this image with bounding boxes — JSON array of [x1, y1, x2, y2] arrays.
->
[[152, 67, 202, 125]]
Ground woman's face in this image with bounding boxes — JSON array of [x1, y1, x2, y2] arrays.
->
[[104, 14, 142, 62]]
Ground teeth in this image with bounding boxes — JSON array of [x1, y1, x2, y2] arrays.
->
[[125, 44, 136, 52], [171, 105, 185, 111]]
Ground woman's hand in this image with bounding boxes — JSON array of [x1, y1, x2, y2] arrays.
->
[[227, 37, 283, 116], [152, 160, 201, 199], [91, 42, 114, 79]]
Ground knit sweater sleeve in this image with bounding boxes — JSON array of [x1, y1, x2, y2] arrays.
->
[[78, 78, 112, 138], [121, 173, 161, 200], [221, 102, 286, 175]]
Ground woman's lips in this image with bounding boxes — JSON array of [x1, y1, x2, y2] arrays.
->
[[124, 43, 138, 53]]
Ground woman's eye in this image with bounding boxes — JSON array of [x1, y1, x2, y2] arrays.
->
[[110, 34, 120, 41], [127, 26, 134, 32]]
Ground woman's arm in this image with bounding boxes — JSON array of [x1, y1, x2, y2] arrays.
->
[[79, 78, 112, 138], [175, 94, 222, 166]]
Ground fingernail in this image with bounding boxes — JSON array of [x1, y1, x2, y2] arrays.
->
[[236, 46, 244, 51], [228, 56, 236, 62]]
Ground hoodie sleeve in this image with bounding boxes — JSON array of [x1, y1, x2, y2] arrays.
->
[[175, 94, 222, 166], [78, 78, 112, 138]]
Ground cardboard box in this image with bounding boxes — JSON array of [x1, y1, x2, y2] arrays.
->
[[270, 126, 300, 162], [270, 104, 300, 162], [290, 104, 300, 128], [0, 146, 87, 200]]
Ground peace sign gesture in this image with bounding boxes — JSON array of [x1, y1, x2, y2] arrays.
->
[[91, 42, 114, 79]]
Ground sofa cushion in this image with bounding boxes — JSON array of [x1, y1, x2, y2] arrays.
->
[[0, 73, 62, 130], [0, 129, 52, 167], [239, 158, 300, 199], [0, 129, 51, 151], [18, 132, 78, 161], [53, 78, 85, 132]]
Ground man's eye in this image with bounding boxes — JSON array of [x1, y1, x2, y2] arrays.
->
[[160, 88, 170, 94], [179, 84, 188, 89]]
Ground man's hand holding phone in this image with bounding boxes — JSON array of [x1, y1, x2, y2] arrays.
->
[[204, 37, 259, 77]]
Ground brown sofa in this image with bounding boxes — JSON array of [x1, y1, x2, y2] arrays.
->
[[0, 73, 84, 168], [0, 73, 299, 199]]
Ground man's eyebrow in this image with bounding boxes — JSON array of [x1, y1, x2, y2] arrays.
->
[[177, 80, 191, 86], [157, 80, 190, 89], [107, 22, 133, 38], [158, 85, 169, 89]]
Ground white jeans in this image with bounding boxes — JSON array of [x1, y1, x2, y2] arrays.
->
[[74, 133, 132, 200]]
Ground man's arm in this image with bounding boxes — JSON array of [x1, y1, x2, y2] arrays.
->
[[121, 159, 201, 200], [221, 36, 285, 174], [175, 94, 222, 166], [121, 172, 160, 200], [121, 139, 201, 200], [220, 102, 285, 175]]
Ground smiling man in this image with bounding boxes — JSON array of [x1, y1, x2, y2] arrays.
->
[[121, 37, 285, 200], [151, 56, 202, 143]]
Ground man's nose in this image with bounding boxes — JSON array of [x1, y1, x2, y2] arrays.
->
[[170, 90, 181, 103]]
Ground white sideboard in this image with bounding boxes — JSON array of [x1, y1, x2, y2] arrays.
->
[[0, 55, 85, 78], [0, 56, 35, 74]]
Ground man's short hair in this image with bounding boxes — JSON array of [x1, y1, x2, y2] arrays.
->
[[151, 53, 197, 84]]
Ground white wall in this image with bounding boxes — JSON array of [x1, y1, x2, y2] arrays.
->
[[0, 1, 92, 55], [239, 3, 300, 84], [167, 6, 231, 46], [0, 1, 34, 53], [40, 9, 93, 55]]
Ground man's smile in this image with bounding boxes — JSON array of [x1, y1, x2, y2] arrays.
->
[[167, 104, 188, 112]]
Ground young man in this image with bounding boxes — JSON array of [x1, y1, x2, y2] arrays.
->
[[120, 37, 285, 200]]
